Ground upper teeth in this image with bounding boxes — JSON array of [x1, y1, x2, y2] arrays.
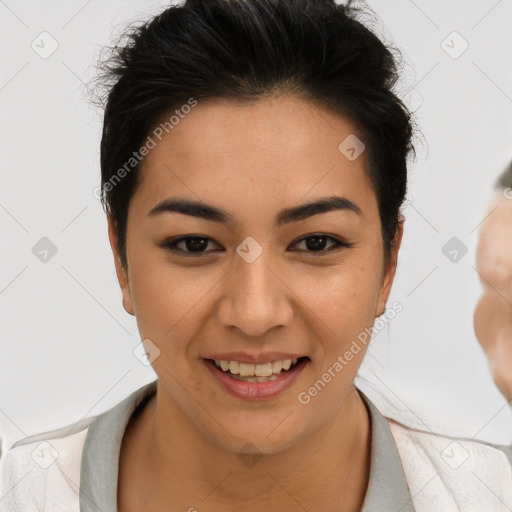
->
[[214, 359, 299, 377]]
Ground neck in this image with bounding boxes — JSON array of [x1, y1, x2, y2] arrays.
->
[[120, 384, 371, 512]]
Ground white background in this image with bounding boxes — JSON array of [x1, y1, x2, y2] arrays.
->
[[1, 0, 511, 454]]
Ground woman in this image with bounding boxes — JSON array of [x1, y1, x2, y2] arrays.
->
[[1, 1, 511, 511]]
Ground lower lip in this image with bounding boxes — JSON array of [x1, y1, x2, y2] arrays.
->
[[204, 358, 309, 400]]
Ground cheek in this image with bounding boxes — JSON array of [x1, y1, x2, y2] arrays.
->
[[305, 274, 373, 318], [128, 251, 214, 343], [296, 258, 383, 343], [127, 237, 383, 351]]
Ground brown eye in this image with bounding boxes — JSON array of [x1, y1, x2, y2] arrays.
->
[[162, 236, 221, 256], [160, 233, 352, 258], [290, 234, 353, 254]]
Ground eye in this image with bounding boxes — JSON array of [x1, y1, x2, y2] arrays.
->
[[161, 235, 221, 256], [160, 233, 353, 258], [289, 234, 353, 254]]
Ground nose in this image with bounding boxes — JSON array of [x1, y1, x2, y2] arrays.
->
[[217, 248, 294, 338]]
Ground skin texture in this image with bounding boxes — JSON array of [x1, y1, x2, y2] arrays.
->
[[109, 94, 404, 512], [474, 191, 512, 402]]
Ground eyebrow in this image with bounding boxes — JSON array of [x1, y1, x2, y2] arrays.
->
[[147, 195, 363, 227]]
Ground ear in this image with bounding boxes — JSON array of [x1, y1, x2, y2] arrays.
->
[[375, 218, 404, 318], [107, 215, 135, 316]]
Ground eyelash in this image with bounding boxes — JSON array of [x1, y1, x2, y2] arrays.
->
[[161, 234, 353, 257]]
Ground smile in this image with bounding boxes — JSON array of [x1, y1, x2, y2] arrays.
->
[[213, 358, 300, 381], [204, 357, 310, 399]]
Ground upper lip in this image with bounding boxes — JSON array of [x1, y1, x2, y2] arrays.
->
[[203, 352, 308, 364]]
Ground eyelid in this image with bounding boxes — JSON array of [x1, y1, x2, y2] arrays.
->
[[160, 233, 353, 256], [159, 235, 221, 257], [290, 233, 354, 253]]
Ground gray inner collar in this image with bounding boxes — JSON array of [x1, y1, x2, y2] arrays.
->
[[80, 380, 415, 512], [80, 380, 158, 512], [358, 388, 416, 512]]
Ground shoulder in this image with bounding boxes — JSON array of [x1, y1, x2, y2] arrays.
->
[[0, 380, 158, 512], [0, 416, 97, 512], [386, 418, 512, 512]]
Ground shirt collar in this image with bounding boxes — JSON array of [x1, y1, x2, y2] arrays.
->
[[80, 379, 157, 512], [80, 380, 415, 512], [358, 388, 416, 512]]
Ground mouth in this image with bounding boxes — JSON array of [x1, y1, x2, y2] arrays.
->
[[203, 356, 310, 400], [205, 356, 309, 382]]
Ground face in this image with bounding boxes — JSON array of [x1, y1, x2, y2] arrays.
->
[[474, 193, 512, 400], [109, 94, 402, 453]]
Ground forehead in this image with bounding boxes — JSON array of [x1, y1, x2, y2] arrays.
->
[[133, 95, 377, 222], [146, 95, 363, 164]]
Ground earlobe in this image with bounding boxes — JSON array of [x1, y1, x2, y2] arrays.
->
[[107, 215, 135, 316]]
